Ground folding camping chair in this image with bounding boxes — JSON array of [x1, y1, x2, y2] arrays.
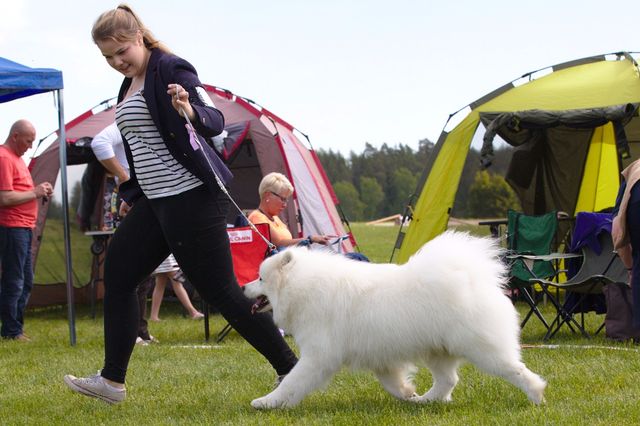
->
[[202, 223, 272, 342], [530, 230, 627, 340], [506, 209, 561, 332]]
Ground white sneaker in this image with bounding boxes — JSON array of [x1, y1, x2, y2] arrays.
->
[[63, 373, 126, 404], [135, 337, 149, 346]]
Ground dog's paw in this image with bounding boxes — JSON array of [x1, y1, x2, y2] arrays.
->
[[409, 391, 452, 404], [409, 393, 424, 404], [401, 381, 417, 399], [251, 396, 287, 410], [529, 387, 546, 405], [526, 374, 547, 405]]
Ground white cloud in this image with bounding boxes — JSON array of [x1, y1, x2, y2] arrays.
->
[[0, 1, 28, 45]]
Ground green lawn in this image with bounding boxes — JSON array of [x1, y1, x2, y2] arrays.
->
[[349, 222, 402, 263], [2, 222, 638, 424], [34, 218, 93, 287], [3, 303, 639, 425]]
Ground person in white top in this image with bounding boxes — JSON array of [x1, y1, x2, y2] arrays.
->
[[90, 122, 129, 185]]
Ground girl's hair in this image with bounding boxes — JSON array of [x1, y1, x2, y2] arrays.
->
[[259, 172, 294, 198], [91, 4, 170, 53]]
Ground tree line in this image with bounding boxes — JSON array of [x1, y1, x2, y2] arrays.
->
[[47, 141, 520, 223], [317, 141, 519, 221]]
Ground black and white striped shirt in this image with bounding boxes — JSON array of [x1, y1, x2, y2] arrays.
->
[[115, 90, 203, 199]]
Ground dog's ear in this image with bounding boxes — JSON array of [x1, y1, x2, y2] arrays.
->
[[279, 250, 295, 268]]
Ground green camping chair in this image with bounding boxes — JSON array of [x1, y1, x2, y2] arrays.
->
[[506, 210, 560, 331]]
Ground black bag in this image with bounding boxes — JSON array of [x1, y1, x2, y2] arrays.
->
[[603, 282, 640, 341]]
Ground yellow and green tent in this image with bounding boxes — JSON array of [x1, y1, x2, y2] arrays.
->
[[394, 52, 640, 264]]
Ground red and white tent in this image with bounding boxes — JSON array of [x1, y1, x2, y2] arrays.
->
[[29, 85, 355, 283]]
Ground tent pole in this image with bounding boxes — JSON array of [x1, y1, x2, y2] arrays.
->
[[57, 88, 76, 346]]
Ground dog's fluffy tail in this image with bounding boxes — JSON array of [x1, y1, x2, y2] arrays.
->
[[408, 230, 509, 289]]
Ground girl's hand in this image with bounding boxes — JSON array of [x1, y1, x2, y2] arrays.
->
[[168, 84, 195, 121], [119, 200, 131, 217]]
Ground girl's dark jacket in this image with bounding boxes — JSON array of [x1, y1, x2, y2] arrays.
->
[[117, 48, 232, 204]]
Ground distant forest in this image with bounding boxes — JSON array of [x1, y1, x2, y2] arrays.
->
[[51, 140, 519, 223], [317, 140, 518, 221]]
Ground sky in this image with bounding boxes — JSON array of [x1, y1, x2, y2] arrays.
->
[[1, 0, 639, 163]]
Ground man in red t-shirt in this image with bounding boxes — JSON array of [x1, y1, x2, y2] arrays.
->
[[0, 119, 53, 341]]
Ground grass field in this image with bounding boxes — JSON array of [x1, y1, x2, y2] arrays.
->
[[33, 218, 93, 286], [2, 222, 639, 425]]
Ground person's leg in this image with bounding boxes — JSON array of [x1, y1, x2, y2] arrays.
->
[[136, 276, 154, 340], [100, 197, 170, 383], [168, 272, 203, 318], [0, 227, 31, 338], [154, 187, 297, 375], [15, 230, 33, 332], [626, 182, 640, 328], [149, 274, 167, 322]]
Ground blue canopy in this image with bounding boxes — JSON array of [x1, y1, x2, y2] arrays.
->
[[0, 56, 74, 345], [0, 56, 63, 103]]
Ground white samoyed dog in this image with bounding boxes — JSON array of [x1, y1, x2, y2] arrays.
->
[[243, 231, 546, 409]]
